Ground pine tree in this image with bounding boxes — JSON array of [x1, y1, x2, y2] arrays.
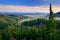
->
[[47, 3, 57, 40]]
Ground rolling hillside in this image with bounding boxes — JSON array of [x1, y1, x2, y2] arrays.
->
[[0, 14, 29, 28]]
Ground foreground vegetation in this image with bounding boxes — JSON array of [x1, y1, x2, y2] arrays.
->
[[0, 18, 60, 40], [0, 25, 59, 40]]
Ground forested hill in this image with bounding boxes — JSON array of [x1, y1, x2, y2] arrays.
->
[[54, 12, 60, 17], [0, 14, 29, 29]]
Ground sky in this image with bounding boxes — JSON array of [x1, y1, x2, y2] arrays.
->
[[0, 0, 60, 13]]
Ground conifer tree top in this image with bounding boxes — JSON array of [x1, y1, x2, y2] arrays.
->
[[50, 3, 53, 14], [49, 3, 54, 19], [50, 3, 52, 13]]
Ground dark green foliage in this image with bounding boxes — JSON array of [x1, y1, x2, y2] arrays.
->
[[1, 30, 11, 40], [0, 22, 8, 29], [21, 19, 46, 26], [0, 19, 60, 40]]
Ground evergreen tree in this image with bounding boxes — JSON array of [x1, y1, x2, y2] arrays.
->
[[46, 4, 56, 40], [47, 3, 57, 40]]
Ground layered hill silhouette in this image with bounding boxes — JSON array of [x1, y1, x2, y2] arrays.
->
[[54, 12, 60, 17]]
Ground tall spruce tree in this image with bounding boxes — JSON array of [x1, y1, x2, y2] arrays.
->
[[47, 3, 57, 40]]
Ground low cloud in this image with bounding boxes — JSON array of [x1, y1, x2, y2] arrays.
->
[[0, 5, 60, 13]]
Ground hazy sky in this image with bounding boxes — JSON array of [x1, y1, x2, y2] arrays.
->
[[0, 0, 60, 13]]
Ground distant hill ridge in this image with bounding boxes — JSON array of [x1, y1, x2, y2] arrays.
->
[[54, 12, 60, 17], [0, 12, 60, 17], [0, 12, 48, 15]]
